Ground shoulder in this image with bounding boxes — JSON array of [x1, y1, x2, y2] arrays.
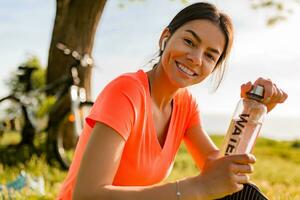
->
[[95, 70, 148, 106], [175, 89, 202, 129], [175, 88, 199, 113], [100, 70, 146, 95], [106, 70, 145, 90], [175, 88, 197, 105]]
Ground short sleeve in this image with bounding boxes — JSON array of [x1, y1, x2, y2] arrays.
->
[[86, 77, 137, 141], [186, 95, 201, 129]]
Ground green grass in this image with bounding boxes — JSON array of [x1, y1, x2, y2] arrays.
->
[[0, 134, 300, 199]]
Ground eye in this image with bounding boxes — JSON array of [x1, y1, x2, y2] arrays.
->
[[206, 53, 215, 62], [184, 39, 195, 48]]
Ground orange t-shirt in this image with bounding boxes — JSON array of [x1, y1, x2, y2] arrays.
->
[[57, 69, 201, 199]]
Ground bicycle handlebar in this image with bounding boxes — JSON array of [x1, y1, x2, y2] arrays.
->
[[18, 66, 38, 71], [56, 43, 94, 67], [16, 66, 38, 87]]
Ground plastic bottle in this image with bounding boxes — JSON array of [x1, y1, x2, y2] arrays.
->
[[0, 171, 45, 197], [220, 85, 267, 156]]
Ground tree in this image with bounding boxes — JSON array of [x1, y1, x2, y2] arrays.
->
[[47, 0, 107, 98], [45, 0, 106, 148], [42, 1, 107, 161]]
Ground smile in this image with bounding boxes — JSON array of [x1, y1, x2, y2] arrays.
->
[[176, 62, 198, 77]]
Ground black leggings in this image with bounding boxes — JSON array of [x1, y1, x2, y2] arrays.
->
[[217, 183, 269, 200]]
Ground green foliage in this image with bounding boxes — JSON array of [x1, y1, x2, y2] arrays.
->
[[118, 0, 145, 9], [21, 56, 46, 90], [6, 56, 46, 93], [35, 96, 56, 118], [2, 56, 56, 119], [251, 0, 300, 26]]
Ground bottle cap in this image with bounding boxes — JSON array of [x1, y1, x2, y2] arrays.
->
[[247, 85, 264, 101]]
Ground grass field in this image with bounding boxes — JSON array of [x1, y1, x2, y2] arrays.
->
[[0, 133, 300, 199]]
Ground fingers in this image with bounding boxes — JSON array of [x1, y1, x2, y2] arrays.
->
[[226, 173, 249, 194], [229, 156, 254, 186], [227, 154, 255, 182], [199, 154, 255, 197], [253, 78, 273, 102], [241, 78, 288, 113], [240, 81, 252, 98], [271, 84, 288, 104], [225, 154, 255, 183], [227, 183, 244, 195], [235, 174, 250, 184], [230, 163, 254, 174], [253, 77, 288, 104], [279, 89, 288, 103], [227, 154, 256, 164]]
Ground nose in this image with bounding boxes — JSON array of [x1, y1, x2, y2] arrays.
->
[[186, 49, 203, 67]]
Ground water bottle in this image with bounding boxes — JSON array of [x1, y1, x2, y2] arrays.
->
[[220, 85, 267, 156], [0, 171, 45, 197]]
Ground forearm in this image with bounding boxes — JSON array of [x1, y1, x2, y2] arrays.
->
[[73, 176, 208, 200]]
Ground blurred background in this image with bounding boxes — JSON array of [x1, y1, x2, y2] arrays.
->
[[0, 0, 300, 198], [1, 0, 299, 140]]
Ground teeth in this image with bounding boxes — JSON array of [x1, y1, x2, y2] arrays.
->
[[177, 63, 195, 76]]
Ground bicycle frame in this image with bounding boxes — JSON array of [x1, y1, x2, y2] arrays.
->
[[27, 66, 87, 133], [0, 42, 93, 168]]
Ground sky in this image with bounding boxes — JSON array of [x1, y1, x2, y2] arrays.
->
[[0, 0, 299, 140]]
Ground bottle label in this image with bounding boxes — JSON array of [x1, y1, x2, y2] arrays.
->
[[225, 113, 250, 155]]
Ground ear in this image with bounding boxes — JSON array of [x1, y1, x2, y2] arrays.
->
[[159, 28, 171, 51]]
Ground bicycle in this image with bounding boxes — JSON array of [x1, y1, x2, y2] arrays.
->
[[0, 43, 94, 169]]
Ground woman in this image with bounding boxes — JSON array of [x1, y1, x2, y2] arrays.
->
[[57, 2, 288, 200]]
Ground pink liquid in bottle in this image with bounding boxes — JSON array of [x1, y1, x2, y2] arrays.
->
[[220, 86, 267, 156]]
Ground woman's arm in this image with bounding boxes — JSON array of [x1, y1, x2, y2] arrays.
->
[[184, 125, 220, 170], [184, 124, 257, 199], [73, 122, 255, 200], [73, 122, 206, 200]]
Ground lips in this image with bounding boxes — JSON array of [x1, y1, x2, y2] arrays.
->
[[175, 61, 198, 77]]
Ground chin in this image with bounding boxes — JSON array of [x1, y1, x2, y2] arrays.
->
[[171, 78, 193, 89]]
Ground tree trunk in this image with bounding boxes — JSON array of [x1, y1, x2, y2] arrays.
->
[[20, 0, 106, 145], [47, 0, 106, 120], [47, 0, 107, 97]]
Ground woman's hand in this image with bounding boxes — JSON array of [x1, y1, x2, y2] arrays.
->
[[195, 154, 256, 199], [240, 78, 288, 113]]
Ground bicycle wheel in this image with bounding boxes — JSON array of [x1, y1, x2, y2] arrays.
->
[[51, 101, 93, 169], [0, 96, 25, 141]]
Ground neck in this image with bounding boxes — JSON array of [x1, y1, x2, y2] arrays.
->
[[146, 64, 179, 111]]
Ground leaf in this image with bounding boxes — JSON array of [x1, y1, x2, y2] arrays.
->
[[267, 15, 286, 26]]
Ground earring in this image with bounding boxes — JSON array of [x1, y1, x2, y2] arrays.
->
[[161, 38, 168, 51]]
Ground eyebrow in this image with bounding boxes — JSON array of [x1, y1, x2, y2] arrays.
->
[[185, 29, 221, 55]]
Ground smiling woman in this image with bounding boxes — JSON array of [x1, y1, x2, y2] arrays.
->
[[57, 2, 287, 200], [156, 3, 233, 91], [155, 20, 226, 89]]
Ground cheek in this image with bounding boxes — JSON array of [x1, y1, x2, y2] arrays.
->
[[202, 63, 216, 76], [160, 54, 171, 73], [163, 43, 186, 62], [161, 49, 178, 69]]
